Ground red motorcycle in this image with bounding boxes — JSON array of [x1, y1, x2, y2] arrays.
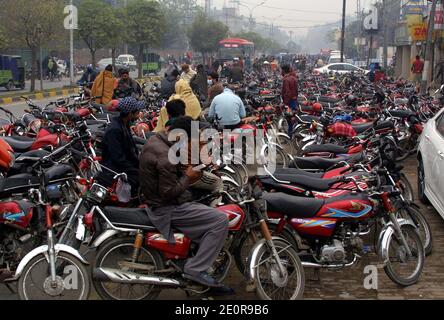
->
[[263, 177, 424, 287], [59, 172, 305, 300]]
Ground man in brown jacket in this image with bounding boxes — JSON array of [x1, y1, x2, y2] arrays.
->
[[139, 116, 228, 288]]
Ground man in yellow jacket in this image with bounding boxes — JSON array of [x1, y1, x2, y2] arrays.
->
[[154, 79, 202, 132], [91, 65, 116, 105]]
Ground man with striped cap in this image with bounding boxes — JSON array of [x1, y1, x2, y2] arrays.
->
[[101, 97, 145, 191]]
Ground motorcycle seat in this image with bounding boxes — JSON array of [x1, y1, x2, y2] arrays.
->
[[388, 109, 414, 119], [351, 122, 373, 134], [1, 136, 35, 153], [0, 174, 39, 197], [64, 112, 82, 122], [271, 174, 343, 192], [375, 120, 395, 131], [303, 144, 348, 155], [15, 149, 51, 162], [103, 206, 156, 230], [274, 168, 324, 178], [291, 156, 347, 171], [299, 115, 320, 123], [43, 165, 76, 184], [263, 192, 324, 218]]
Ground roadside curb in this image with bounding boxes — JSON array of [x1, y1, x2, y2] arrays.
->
[[0, 76, 160, 105], [0, 88, 79, 105]]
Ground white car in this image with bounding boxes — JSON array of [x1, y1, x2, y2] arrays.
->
[[118, 54, 137, 70], [418, 108, 444, 218], [314, 63, 369, 75], [97, 58, 127, 72]]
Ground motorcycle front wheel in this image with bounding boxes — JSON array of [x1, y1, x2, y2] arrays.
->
[[93, 237, 164, 300], [18, 252, 90, 300], [251, 240, 305, 300], [384, 225, 424, 287]]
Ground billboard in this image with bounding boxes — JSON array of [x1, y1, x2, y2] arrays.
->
[[402, 0, 426, 18]]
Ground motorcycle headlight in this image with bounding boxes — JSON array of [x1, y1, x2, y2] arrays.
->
[[87, 183, 108, 203], [29, 119, 42, 134]]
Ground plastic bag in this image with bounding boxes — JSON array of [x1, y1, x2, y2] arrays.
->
[[116, 178, 131, 203]]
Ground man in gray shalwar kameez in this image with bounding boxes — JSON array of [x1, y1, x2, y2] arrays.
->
[[139, 116, 229, 288]]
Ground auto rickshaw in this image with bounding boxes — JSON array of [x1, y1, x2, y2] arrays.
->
[[0, 55, 25, 90]]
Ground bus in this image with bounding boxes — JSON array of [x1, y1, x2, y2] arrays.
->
[[218, 38, 255, 63]]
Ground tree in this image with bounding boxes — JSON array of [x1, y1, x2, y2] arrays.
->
[[126, 0, 165, 78], [78, 0, 113, 66], [103, 7, 126, 70], [159, 0, 201, 50], [0, 26, 9, 50], [187, 13, 229, 65], [1, 0, 64, 92]]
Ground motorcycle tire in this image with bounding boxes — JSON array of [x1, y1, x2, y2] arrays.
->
[[383, 224, 424, 287], [252, 239, 305, 300], [92, 236, 164, 301], [396, 205, 433, 256], [417, 159, 430, 205], [234, 225, 299, 275], [18, 252, 90, 300], [399, 173, 414, 203]]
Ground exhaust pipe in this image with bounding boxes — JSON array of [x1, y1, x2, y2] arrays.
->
[[93, 268, 181, 287], [302, 255, 358, 268]]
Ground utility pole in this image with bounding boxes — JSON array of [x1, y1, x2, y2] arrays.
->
[[382, 0, 388, 69], [422, 0, 438, 94], [69, 0, 74, 86], [357, 0, 361, 62], [341, 0, 346, 62], [123, 0, 128, 54]]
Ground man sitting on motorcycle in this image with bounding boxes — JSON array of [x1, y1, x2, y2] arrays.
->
[[139, 116, 229, 288], [114, 68, 142, 99], [207, 85, 248, 130]]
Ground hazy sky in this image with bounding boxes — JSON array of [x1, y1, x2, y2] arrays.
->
[[200, 0, 373, 36]]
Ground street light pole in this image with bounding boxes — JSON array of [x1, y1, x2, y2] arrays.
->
[[422, 0, 438, 94], [237, 1, 266, 32], [36, 24, 43, 91], [124, 0, 128, 54], [69, 0, 74, 86], [382, 0, 388, 69], [340, 0, 346, 62]]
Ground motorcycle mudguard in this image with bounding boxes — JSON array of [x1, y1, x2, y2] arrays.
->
[[302, 135, 316, 143], [377, 218, 418, 265], [276, 132, 291, 141], [8, 244, 89, 282], [221, 175, 240, 187], [301, 139, 316, 151], [222, 165, 236, 174], [267, 219, 305, 250], [278, 118, 287, 131], [91, 229, 123, 249], [246, 236, 293, 284]]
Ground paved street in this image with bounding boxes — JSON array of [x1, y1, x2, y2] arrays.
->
[[0, 69, 141, 97], [0, 78, 77, 97]]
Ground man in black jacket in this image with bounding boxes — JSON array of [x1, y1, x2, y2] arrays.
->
[[160, 69, 180, 99], [101, 97, 145, 190]]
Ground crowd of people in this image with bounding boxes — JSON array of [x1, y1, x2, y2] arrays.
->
[[89, 56, 299, 291]]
